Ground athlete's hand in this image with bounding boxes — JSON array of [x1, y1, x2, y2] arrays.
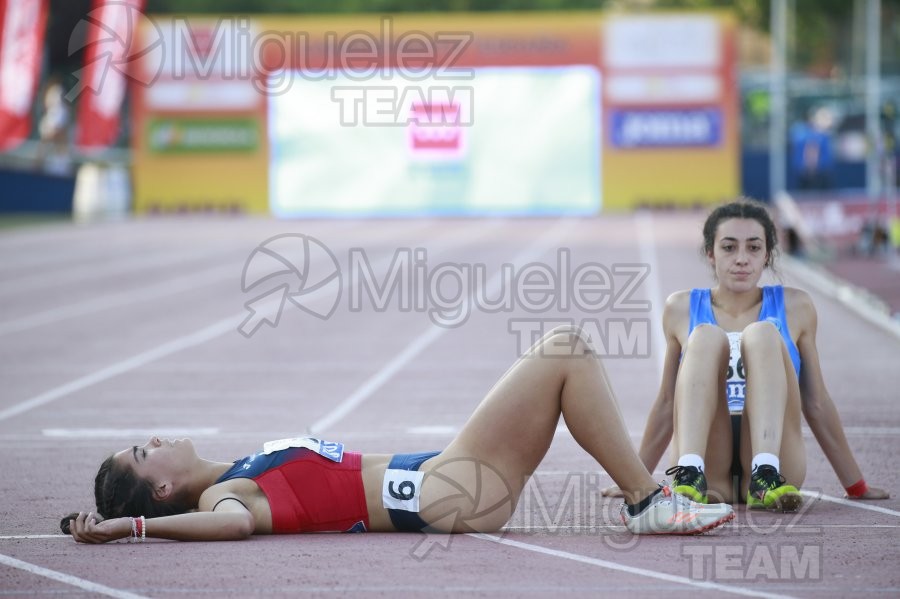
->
[[68, 512, 131, 544], [845, 486, 890, 500], [601, 485, 624, 498]]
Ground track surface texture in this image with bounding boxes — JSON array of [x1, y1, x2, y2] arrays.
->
[[1, 213, 897, 598]]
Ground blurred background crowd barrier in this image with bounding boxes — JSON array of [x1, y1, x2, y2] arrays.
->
[[0, 0, 897, 240]]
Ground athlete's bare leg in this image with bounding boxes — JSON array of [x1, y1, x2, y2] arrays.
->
[[420, 327, 660, 531]]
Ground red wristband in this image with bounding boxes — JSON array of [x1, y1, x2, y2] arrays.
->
[[845, 479, 868, 498]]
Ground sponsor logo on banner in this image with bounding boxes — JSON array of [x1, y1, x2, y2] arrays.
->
[[407, 102, 465, 160], [148, 118, 258, 153], [0, 0, 48, 150], [610, 108, 721, 148]]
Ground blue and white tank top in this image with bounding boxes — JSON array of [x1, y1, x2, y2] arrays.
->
[[688, 285, 801, 414]]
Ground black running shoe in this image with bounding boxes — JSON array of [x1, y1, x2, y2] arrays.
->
[[665, 465, 708, 504], [747, 465, 802, 512]]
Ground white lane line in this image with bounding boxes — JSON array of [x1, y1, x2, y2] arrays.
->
[[839, 426, 900, 436], [800, 490, 900, 517], [500, 523, 900, 532], [0, 221, 503, 423], [0, 553, 148, 599], [0, 263, 236, 337], [781, 255, 900, 341], [468, 533, 793, 599], [309, 327, 444, 433], [308, 218, 578, 434], [6, 522, 900, 541], [635, 211, 666, 378], [42, 427, 219, 438], [0, 317, 240, 422], [0, 247, 228, 299]]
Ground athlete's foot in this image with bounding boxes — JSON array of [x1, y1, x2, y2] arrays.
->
[[665, 465, 708, 504], [621, 486, 734, 535], [747, 465, 802, 512]]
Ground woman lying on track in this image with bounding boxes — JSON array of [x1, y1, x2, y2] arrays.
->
[[63, 328, 735, 543], [604, 199, 889, 510]]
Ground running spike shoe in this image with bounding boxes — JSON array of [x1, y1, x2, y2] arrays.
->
[[621, 486, 734, 535], [747, 465, 802, 512], [665, 465, 708, 504]]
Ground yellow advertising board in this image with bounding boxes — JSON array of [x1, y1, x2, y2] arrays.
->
[[130, 11, 738, 214]]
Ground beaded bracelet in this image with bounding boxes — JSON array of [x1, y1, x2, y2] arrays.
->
[[130, 516, 146, 542]]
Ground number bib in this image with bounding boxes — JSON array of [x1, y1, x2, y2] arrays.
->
[[725, 332, 746, 414], [262, 437, 344, 462], [382, 469, 426, 512]]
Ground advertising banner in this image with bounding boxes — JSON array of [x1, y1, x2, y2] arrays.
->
[[130, 11, 737, 214], [131, 16, 268, 213], [600, 12, 739, 209], [74, 0, 145, 151], [0, 0, 47, 151], [269, 66, 600, 216]]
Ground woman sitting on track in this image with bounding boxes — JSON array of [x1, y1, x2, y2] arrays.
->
[[604, 199, 889, 511], [63, 328, 735, 543]]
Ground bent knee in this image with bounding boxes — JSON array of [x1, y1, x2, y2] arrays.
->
[[684, 323, 728, 354], [544, 326, 593, 355], [741, 321, 783, 352]]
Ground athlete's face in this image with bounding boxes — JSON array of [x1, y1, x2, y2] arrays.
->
[[113, 436, 198, 499], [707, 218, 769, 291]]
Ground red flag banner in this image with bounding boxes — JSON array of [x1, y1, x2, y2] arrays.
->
[[75, 0, 145, 151], [0, 0, 48, 151]]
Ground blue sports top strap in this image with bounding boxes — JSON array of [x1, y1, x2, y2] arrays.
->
[[688, 288, 716, 334], [758, 286, 802, 377]]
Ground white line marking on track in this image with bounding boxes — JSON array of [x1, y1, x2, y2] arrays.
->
[[0, 535, 68, 540], [5, 522, 900, 541], [0, 553, 149, 599], [782, 255, 900, 341], [42, 428, 220, 438], [0, 222, 503, 423], [800, 490, 900, 517], [0, 247, 227, 299], [839, 426, 900, 436], [0, 263, 236, 337], [309, 218, 578, 434], [0, 317, 239, 422], [635, 211, 665, 378], [499, 523, 900, 532], [309, 327, 444, 433], [468, 533, 794, 599]]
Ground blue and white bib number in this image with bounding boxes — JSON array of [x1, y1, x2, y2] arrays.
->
[[262, 437, 344, 462], [382, 469, 425, 512], [725, 332, 746, 413]]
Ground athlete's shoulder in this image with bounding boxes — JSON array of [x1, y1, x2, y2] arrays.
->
[[780, 286, 815, 310], [781, 286, 817, 332], [664, 289, 693, 312], [663, 290, 693, 334]]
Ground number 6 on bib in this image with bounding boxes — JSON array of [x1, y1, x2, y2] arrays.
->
[[382, 469, 425, 511]]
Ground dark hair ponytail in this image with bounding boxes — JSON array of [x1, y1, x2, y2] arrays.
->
[[702, 197, 779, 274], [60, 455, 192, 534]]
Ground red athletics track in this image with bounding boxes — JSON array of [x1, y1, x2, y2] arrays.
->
[[0, 213, 898, 598]]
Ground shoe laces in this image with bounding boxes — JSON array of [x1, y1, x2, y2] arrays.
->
[[751, 465, 786, 490], [665, 465, 702, 486]]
